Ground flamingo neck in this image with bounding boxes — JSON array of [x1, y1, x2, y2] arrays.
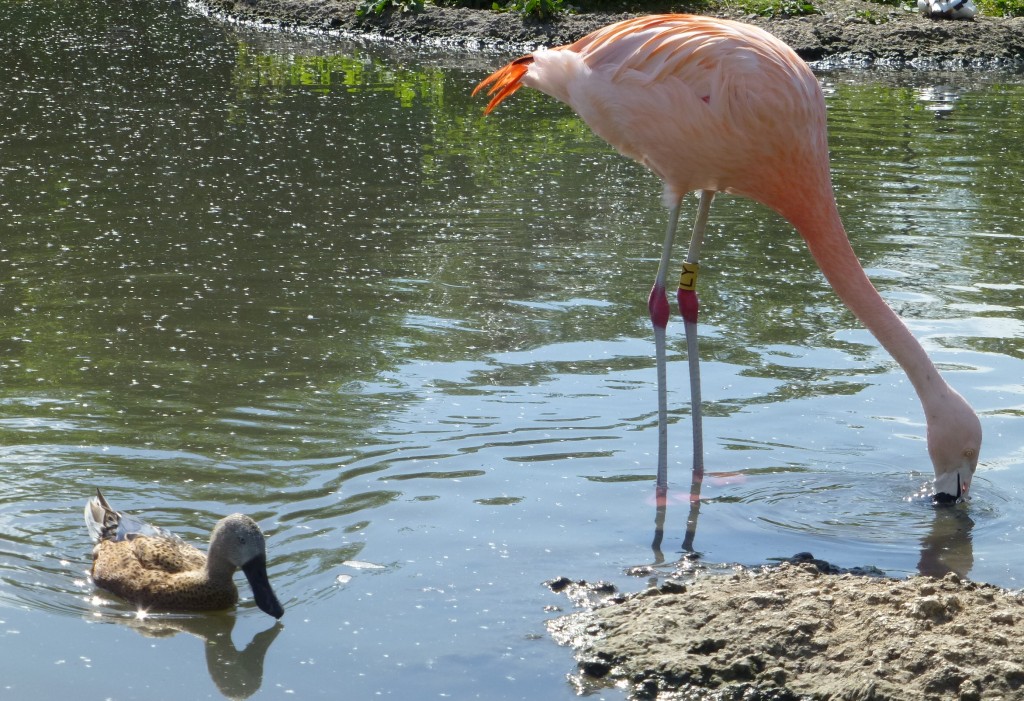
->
[[772, 183, 980, 495], [783, 196, 950, 412]]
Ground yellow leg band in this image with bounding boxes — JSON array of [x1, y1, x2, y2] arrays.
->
[[678, 261, 700, 291]]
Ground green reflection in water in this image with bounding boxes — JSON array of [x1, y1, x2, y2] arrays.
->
[[229, 41, 448, 108]]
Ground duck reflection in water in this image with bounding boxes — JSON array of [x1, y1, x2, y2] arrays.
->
[[108, 612, 282, 701]]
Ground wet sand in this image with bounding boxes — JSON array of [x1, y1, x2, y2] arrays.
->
[[547, 560, 1024, 700]]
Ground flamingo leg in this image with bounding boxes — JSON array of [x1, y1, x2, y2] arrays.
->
[[649, 199, 682, 501], [679, 190, 714, 484]]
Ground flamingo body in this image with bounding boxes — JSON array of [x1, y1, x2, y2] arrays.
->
[[483, 16, 824, 213], [475, 15, 981, 500]]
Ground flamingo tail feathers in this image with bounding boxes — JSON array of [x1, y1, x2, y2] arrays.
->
[[473, 56, 534, 114]]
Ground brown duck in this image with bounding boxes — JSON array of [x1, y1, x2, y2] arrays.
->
[[84, 489, 284, 618]]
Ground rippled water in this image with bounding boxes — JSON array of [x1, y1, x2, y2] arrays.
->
[[1, 0, 1023, 698]]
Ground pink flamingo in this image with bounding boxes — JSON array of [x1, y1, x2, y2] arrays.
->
[[475, 15, 981, 502]]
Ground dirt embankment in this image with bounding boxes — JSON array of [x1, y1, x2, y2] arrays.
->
[[202, 0, 1024, 66], [547, 560, 1024, 701]]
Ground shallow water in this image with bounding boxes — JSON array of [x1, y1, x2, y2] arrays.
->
[[1, 1, 1023, 698]]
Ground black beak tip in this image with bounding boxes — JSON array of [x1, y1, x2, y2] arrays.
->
[[260, 597, 285, 619], [242, 556, 285, 619], [932, 472, 964, 506]]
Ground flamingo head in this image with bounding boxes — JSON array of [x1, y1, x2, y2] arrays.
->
[[927, 392, 981, 504]]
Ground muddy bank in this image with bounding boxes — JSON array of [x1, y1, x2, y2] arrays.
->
[[546, 560, 1024, 700], [201, 0, 1024, 66]]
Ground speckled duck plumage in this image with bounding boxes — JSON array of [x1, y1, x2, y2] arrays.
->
[[85, 489, 284, 618]]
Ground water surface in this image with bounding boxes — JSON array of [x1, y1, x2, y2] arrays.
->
[[1, 1, 1023, 698]]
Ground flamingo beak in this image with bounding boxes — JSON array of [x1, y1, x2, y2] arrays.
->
[[932, 471, 968, 505]]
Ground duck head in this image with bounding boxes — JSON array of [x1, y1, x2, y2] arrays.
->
[[209, 514, 285, 619]]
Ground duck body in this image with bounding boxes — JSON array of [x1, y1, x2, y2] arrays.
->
[[85, 489, 284, 618]]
